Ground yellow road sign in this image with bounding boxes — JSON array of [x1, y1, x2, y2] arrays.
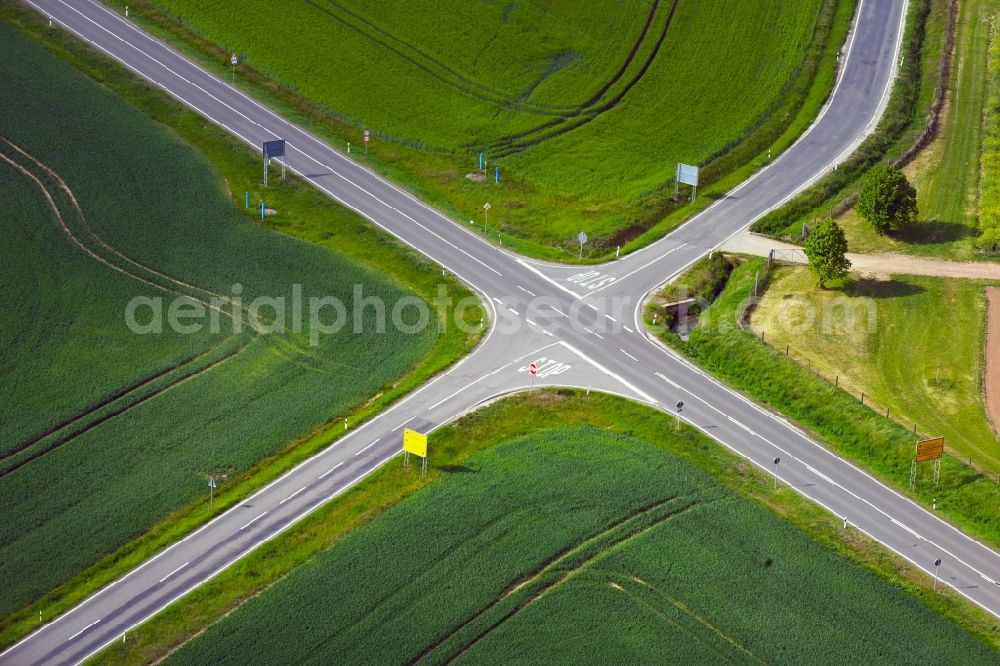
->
[[915, 437, 944, 462], [403, 428, 427, 458]]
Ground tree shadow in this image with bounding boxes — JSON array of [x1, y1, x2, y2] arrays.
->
[[846, 277, 925, 298], [890, 219, 975, 245]]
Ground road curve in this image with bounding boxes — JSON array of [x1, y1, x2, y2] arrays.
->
[[4, 1, 999, 664]]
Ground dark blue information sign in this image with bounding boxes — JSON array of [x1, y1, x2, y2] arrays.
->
[[262, 139, 285, 159]]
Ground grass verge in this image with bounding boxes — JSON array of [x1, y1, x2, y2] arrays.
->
[[838, 0, 993, 259], [644, 256, 1000, 552], [751, 265, 1000, 471], [751, 0, 944, 238]]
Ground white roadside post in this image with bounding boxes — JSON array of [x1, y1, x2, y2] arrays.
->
[[230, 54, 237, 83]]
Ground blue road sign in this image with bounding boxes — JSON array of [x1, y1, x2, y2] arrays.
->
[[495, 166, 500, 184], [262, 139, 285, 160]]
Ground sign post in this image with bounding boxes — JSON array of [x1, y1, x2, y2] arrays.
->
[[529, 361, 537, 391], [483, 202, 491, 233], [910, 437, 944, 490], [364, 129, 370, 158], [402, 428, 429, 476], [578, 231, 587, 260], [676, 163, 700, 203], [773, 457, 781, 489], [933, 558, 942, 591], [208, 477, 217, 508], [262, 139, 286, 185], [230, 54, 237, 83]]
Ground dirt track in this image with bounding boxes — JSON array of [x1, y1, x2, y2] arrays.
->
[[985, 288, 1000, 435], [722, 231, 1000, 279]]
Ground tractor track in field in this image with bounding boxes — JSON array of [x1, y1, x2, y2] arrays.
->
[[485, 0, 679, 158], [0, 135, 346, 374], [306, 0, 670, 152], [0, 136, 239, 320], [306, 0, 578, 116], [0, 135, 357, 472], [0, 335, 241, 463], [609, 574, 765, 664], [0, 342, 245, 479], [407, 493, 707, 665]]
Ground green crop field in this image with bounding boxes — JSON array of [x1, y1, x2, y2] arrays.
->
[[751, 266, 1000, 471], [165, 426, 995, 664], [0, 21, 440, 616], [135, 0, 847, 257]]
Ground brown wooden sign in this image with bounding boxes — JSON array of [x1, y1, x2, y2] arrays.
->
[[915, 437, 944, 462]]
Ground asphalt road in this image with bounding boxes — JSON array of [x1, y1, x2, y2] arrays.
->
[[4, 0, 999, 663]]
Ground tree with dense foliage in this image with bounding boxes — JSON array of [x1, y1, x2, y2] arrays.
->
[[804, 220, 851, 288], [978, 227, 1000, 252], [857, 165, 918, 235]]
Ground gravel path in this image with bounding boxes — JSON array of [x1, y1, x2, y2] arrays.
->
[[985, 288, 1000, 437], [721, 231, 1000, 280]]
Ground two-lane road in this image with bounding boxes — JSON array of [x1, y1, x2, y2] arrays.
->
[[5, 0, 999, 663]]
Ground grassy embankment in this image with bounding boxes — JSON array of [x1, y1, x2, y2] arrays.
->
[[751, 0, 951, 242], [644, 256, 1000, 551], [837, 0, 997, 258], [978, 3, 1000, 245], [90, 392, 998, 665], [757, 0, 1000, 262], [0, 5, 481, 644], [117, 0, 853, 260], [751, 266, 1000, 471]]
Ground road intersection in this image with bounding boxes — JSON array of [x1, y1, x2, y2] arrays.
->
[[4, 0, 999, 663]]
